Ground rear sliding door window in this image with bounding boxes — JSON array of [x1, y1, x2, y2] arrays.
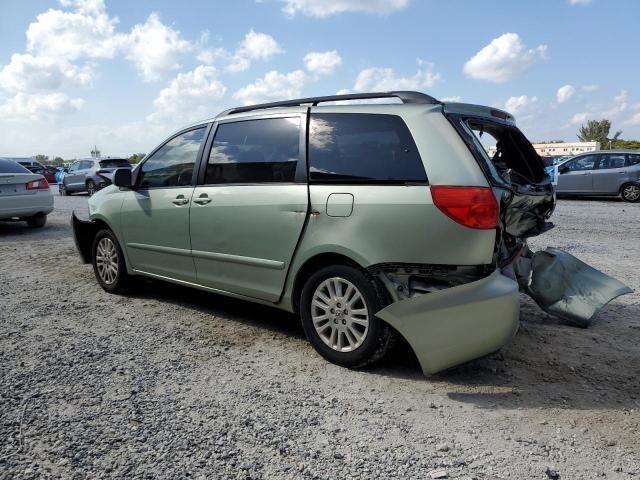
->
[[207, 117, 300, 184], [308, 113, 426, 183]]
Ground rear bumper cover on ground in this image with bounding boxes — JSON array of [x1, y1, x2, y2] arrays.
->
[[376, 270, 520, 376]]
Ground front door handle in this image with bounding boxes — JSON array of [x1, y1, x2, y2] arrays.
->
[[193, 194, 212, 205], [172, 194, 189, 206]]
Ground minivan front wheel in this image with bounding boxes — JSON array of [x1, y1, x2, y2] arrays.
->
[[621, 183, 640, 202], [92, 229, 130, 293], [300, 265, 394, 369]]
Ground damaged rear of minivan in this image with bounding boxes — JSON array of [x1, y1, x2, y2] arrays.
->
[[375, 102, 631, 375]]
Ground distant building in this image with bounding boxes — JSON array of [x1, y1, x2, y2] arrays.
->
[[486, 141, 600, 158]]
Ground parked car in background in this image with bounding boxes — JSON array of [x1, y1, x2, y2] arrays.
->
[[0, 159, 53, 227], [553, 150, 640, 202], [61, 158, 132, 196], [71, 91, 630, 376], [24, 164, 58, 184]]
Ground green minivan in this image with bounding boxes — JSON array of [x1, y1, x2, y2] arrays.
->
[[72, 91, 631, 375]]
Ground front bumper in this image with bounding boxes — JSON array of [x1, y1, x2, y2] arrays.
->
[[376, 270, 520, 376], [71, 211, 94, 264]]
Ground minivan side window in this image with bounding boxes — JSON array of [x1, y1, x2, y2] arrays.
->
[[308, 113, 426, 183], [598, 154, 625, 169], [69, 162, 80, 172], [206, 117, 300, 184], [138, 127, 207, 189]]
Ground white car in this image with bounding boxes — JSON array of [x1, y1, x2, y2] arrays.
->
[[0, 159, 53, 227]]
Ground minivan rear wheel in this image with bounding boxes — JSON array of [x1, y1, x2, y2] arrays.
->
[[92, 229, 130, 293], [300, 265, 394, 369], [621, 183, 640, 202]]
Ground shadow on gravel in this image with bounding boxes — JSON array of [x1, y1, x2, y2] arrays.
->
[[0, 220, 69, 239], [128, 278, 305, 340], [437, 302, 640, 411], [89, 269, 640, 411]]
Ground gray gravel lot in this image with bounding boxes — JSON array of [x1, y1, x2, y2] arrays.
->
[[1, 189, 639, 479]]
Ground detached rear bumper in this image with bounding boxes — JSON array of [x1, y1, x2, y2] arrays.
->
[[71, 211, 94, 264], [376, 270, 519, 376]]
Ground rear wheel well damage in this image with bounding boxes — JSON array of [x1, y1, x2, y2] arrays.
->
[[292, 253, 363, 314], [367, 263, 495, 303]]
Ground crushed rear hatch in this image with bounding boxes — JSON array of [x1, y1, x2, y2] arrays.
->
[[444, 103, 632, 326]]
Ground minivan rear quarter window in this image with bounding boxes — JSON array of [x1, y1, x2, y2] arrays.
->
[[308, 113, 426, 183]]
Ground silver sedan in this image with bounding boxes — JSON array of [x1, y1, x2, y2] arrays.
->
[[0, 159, 54, 227]]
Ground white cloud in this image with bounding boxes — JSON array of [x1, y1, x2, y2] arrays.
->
[[281, 0, 409, 17], [120, 13, 191, 82], [26, 0, 119, 60], [463, 33, 548, 83], [569, 90, 630, 126], [441, 96, 463, 102], [352, 63, 441, 91], [571, 112, 589, 124], [149, 65, 226, 122], [304, 50, 342, 76], [569, 0, 592, 5], [227, 30, 282, 72], [0, 53, 92, 91], [557, 84, 576, 104], [504, 95, 537, 115], [233, 70, 306, 105], [0, 92, 84, 120]]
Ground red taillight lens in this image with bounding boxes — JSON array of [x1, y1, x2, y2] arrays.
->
[[25, 178, 50, 190], [431, 186, 498, 229]]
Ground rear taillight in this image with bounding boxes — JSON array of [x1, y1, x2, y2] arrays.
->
[[431, 186, 498, 229], [25, 178, 50, 190]]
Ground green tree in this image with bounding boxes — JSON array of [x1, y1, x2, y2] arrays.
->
[[612, 139, 640, 150], [51, 156, 65, 166], [128, 153, 146, 164], [577, 119, 621, 148], [34, 154, 49, 164]]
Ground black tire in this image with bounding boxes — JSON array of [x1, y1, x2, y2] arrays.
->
[[91, 229, 130, 294], [61, 183, 70, 196], [620, 183, 640, 203], [26, 214, 46, 228], [300, 264, 395, 369], [86, 180, 96, 196]]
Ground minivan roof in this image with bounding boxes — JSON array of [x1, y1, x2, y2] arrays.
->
[[185, 90, 515, 129]]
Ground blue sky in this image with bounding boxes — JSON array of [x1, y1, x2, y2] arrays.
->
[[0, 0, 639, 157]]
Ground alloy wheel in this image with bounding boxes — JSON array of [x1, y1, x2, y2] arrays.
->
[[87, 181, 96, 196], [96, 237, 118, 284], [311, 277, 369, 352], [622, 184, 640, 202]]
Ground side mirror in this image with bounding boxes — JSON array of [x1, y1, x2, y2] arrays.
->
[[113, 168, 132, 188], [558, 166, 569, 174], [63, 168, 69, 173]]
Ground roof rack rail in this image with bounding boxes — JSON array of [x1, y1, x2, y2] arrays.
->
[[219, 91, 441, 116]]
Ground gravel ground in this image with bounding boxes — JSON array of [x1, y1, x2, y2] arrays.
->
[[1, 189, 639, 479]]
